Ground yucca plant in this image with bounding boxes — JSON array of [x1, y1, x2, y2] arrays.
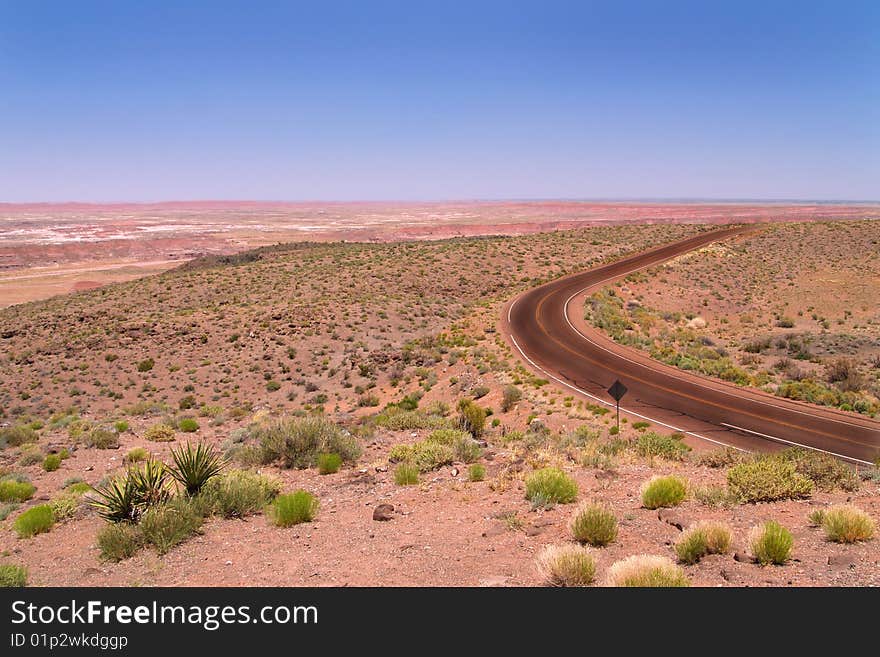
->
[[89, 461, 171, 523], [169, 442, 227, 496]]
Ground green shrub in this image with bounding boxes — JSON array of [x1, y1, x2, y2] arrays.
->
[[124, 447, 149, 464], [0, 503, 20, 521], [536, 544, 596, 587], [569, 502, 618, 547], [821, 505, 875, 543], [0, 425, 38, 447], [201, 469, 281, 518], [17, 445, 43, 466], [457, 399, 487, 437], [268, 491, 318, 527], [114, 420, 130, 433], [97, 522, 145, 562], [727, 458, 813, 503], [49, 492, 81, 521], [42, 454, 62, 472], [144, 424, 176, 442], [169, 442, 226, 496], [749, 520, 793, 565], [606, 555, 689, 587], [777, 448, 859, 492], [317, 453, 342, 475], [140, 498, 204, 554], [524, 468, 578, 506], [640, 475, 687, 509], [807, 508, 826, 527], [66, 481, 91, 495], [693, 485, 737, 507], [635, 432, 691, 461], [137, 358, 154, 372], [388, 441, 454, 472], [0, 564, 28, 587], [253, 416, 361, 469], [177, 418, 199, 433], [426, 429, 482, 463], [501, 385, 522, 412], [674, 521, 732, 564], [394, 463, 420, 486], [86, 427, 119, 449], [14, 505, 55, 538], [0, 480, 36, 503], [696, 447, 746, 468], [468, 464, 486, 482], [372, 408, 451, 431]]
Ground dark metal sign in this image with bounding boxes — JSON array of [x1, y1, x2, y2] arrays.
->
[[607, 380, 628, 402]]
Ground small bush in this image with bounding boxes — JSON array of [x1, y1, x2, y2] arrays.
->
[[778, 448, 859, 492], [535, 544, 596, 587], [17, 445, 43, 466], [394, 463, 420, 486], [268, 490, 318, 527], [97, 523, 145, 562], [0, 503, 20, 521], [635, 432, 690, 461], [317, 453, 342, 475], [696, 447, 746, 468], [177, 418, 199, 433], [693, 485, 737, 507], [49, 492, 81, 521], [140, 498, 204, 554], [124, 447, 149, 464], [468, 464, 486, 482], [821, 505, 875, 543], [501, 385, 522, 412], [640, 475, 687, 509], [674, 522, 732, 564], [727, 457, 813, 503], [137, 358, 155, 372], [0, 564, 28, 587], [606, 555, 689, 587], [388, 441, 454, 472], [457, 399, 487, 437], [201, 469, 281, 518], [807, 508, 826, 526], [254, 416, 361, 469], [114, 420, 130, 433], [144, 424, 176, 442], [42, 454, 62, 472], [524, 468, 578, 505], [0, 425, 38, 447], [569, 502, 618, 547], [14, 505, 55, 538], [85, 427, 119, 449], [749, 520, 793, 565], [0, 480, 36, 503]]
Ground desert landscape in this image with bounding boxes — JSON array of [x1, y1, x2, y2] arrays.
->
[[1, 209, 879, 588]]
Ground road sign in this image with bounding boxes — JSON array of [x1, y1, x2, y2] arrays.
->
[[607, 380, 627, 402], [607, 380, 627, 432]]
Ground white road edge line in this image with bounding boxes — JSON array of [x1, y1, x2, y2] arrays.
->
[[720, 423, 872, 466]]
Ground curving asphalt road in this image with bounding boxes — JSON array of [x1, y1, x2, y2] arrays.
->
[[504, 225, 880, 464]]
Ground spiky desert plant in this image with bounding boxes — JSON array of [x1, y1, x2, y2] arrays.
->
[[169, 442, 227, 496]]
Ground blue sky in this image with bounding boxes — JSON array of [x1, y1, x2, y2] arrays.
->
[[0, 1, 877, 201]]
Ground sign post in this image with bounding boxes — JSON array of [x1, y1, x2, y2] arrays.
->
[[607, 379, 628, 433]]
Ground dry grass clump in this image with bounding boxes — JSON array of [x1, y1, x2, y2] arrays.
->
[[748, 520, 793, 565], [605, 555, 689, 587], [820, 505, 875, 543], [674, 521, 732, 564], [535, 544, 596, 587]]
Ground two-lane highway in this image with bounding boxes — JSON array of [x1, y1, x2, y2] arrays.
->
[[503, 225, 880, 464]]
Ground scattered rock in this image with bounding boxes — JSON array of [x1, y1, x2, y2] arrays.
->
[[657, 508, 687, 531], [450, 467, 459, 477], [827, 554, 856, 570], [479, 575, 508, 587], [373, 504, 395, 521], [733, 551, 752, 563]]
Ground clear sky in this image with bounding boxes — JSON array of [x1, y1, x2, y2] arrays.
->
[[1, 1, 877, 202]]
